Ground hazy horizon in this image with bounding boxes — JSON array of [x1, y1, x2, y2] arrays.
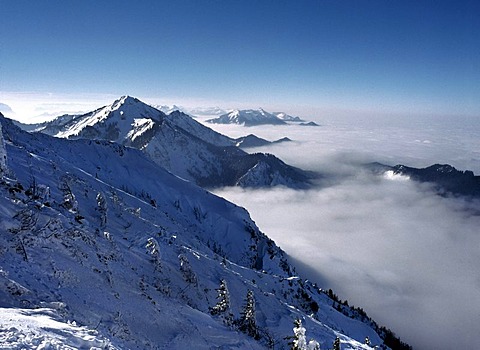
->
[[2, 1, 479, 123]]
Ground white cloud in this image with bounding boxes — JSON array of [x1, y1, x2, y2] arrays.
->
[[212, 117, 480, 349]]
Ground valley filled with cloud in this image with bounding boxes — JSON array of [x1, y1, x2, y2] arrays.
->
[[209, 115, 480, 350]]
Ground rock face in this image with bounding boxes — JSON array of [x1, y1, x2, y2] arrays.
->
[[25, 96, 314, 189]]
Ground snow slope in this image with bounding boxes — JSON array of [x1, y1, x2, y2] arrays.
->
[[0, 114, 401, 349], [0, 307, 117, 349], [22, 96, 313, 189]]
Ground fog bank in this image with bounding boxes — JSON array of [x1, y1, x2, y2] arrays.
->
[[209, 117, 480, 349]]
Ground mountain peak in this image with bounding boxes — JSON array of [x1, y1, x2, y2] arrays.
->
[[48, 96, 164, 140], [111, 95, 141, 109]]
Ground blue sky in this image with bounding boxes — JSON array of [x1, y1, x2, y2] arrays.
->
[[1, 0, 479, 120]]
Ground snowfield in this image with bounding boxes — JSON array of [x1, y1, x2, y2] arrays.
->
[[0, 307, 117, 349]]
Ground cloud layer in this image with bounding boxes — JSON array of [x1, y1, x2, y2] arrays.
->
[[211, 117, 480, 349]]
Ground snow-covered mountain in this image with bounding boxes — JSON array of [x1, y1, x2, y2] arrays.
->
[[187, 106, 227, 117], [207, 109, 287, 126], [0, 114, 409, 349], [274, 112, 305, 122], [21, 96, 313, 189], [207, 108, 319, 127], [13, 114, 79, 133], [152, 105, 227, 118], [370, 162, 480, 198], [153, 104, 185, 115], [234, 134, 292, 148]]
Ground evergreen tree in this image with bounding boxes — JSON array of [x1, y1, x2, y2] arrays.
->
[[238, 290, 258, 339], [333, 336, 341, 350], [145, 237, 161, 269], [96, 192, 107, 228], [178, 254, 197, 285], [290, 318, 307, 350], [364, 336, 371, 346], [210, 279, 233, 326], [59, 175, 78, 212], [307, 340, 320, 350]]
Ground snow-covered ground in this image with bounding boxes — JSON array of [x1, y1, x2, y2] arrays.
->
[[0, 307, 117, 349], [0, 114, 390, 349]]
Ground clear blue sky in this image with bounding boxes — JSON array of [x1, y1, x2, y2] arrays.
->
[[1, 0, 479, 118]]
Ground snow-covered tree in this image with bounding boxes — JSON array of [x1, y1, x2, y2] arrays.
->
[[96, 192, 107, 228], [146, 237, 161, 268], [178, 254, 197, 285], [288, 318, 320, 350], [307, 339, 320, 350], [365, 336, 371, 346], [210, 279, 233, 326], [238, 290, 258, 339], [59, 175, 78, 212], [291, 318, 307, 350], [333, 336, 341, 350]]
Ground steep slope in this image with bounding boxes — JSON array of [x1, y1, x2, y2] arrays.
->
[[27, 96, 313, 189], [13, 114, 79, 133], [0, 115, 404, 349]]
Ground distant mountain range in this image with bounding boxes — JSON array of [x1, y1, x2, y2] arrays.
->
[[14, 96, 313, 189], [206, 108, 319, 127]]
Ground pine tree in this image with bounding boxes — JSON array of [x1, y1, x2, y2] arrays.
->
[[364, 336, 371, 346], [291, 318, 307, 350], [59, 175, 78, 212], [178, 254, 197, 285], [307, 340, 320, 350], [238, 290, 258, 339], [210, 279, 233, 326], [288, 319, 320, 350], [333, 336, 341, 350], [145, 237, 161, 269], [96, 192, 107, 228]]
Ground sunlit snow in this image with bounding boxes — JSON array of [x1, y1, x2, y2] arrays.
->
[[383, 170, 410, 181]]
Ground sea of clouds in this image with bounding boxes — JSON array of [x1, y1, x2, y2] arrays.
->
[[206, 114, 480, 350]]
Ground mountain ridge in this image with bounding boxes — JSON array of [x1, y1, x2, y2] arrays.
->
[[207, 109, 287, 126], [17, 96, 314, 189], [369, 162, 480, 198], [0, 113, 409, 349], [206, 108, 318, 127]]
